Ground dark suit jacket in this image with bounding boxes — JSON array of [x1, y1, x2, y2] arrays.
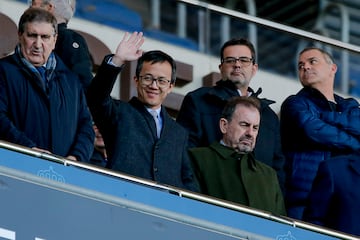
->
[[303, 154, 360, 236], [86, 56, 198, 192], [189, 142, 286, 216], [55, 23, 93, 89]]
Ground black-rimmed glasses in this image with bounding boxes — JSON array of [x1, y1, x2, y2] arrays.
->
[[222, 57, 254, 67], [139, 75, 171, 88]]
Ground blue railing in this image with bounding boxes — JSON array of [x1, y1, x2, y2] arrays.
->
[[0, 141, 357, 240]]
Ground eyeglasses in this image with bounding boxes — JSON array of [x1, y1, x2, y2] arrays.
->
[[139, 75, 171, 88], [222, 57, 254, 67]]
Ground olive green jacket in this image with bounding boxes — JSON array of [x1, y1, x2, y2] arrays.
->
[[189, 142, 286, 216]]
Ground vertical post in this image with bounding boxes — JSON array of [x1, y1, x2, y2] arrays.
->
[[150, 0, 160, 29], [177, 2, 186, 38]]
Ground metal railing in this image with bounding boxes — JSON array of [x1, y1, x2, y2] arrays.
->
[[151, 0, 360, 95], [175, 0, 360, 52]]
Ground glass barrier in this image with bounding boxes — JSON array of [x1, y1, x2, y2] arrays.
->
[[0, 141, 356, 240]]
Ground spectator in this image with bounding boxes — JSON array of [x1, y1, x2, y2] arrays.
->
[[30, 0, 93, 89], [177, 38, 285, 191], [86, 32, 198, 192], [280, 47, 360, 219], [0, 8, 94, 162], [189, 96, 286, 215], [303, 154, 360, 236], [89, 124, 107, 167]]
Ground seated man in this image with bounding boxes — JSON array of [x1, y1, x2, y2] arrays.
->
[[303, 154, 360, 236], [189, 96, 286, 215], [177, 38, 285, 192]]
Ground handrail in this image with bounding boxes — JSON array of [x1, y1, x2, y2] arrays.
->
[[178, 0, 360, 54], [221, 0, 257, 56], [0, 139, 358, 240]]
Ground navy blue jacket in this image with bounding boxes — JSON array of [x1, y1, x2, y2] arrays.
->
[[303, 154, 360, 236], [280, 87, 360, 219], [0, 53, 94, 162], [86, 56, 198, 192], [177, 80, 286, 191]]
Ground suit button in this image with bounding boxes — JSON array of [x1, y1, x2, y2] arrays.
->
[[153, 167, 158, 172]]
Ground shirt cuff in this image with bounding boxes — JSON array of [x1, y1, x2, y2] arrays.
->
[[106, 56, 121, 67]]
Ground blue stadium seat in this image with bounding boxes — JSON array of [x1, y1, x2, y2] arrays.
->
[[75, 0, 143, 32], [145, 29, 199, 51]]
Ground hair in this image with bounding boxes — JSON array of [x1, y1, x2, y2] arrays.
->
[[30, 0, 75, 23], [52, 0, 75, 23], [220, 38, 256, 64], [299, 46, 334, 64], [221, 96, 261, 121], [136, 50, 177, 84], [18, 8, 58, 35]]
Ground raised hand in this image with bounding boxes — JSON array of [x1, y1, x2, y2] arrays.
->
[[111, 31, 144, 66]]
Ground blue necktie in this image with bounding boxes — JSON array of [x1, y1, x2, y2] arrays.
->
[[150, 110, 161, 138]]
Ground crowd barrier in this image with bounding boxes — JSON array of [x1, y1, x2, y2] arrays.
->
[[0, 141, 357, 240]]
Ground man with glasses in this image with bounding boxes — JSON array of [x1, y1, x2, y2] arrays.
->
[[86, 32, 198, 192], [177, 38, 285, 192], [0, 8, 94, 162]]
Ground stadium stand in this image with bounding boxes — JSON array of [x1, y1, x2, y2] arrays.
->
[[75, 0, 143, 32], [75, 0, 199, 50], [144, 29, 199, 51]]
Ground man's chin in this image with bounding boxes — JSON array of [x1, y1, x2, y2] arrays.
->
[[29, 58, 45, 66], [235, 146, 253, 154]]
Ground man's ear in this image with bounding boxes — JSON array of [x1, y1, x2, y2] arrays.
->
[[219, 118, 228, 134], [134, 76, 139, 84]]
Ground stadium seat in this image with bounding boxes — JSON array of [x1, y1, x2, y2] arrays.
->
[[75, 0, 143, 32], [145, 29, 199, 51]]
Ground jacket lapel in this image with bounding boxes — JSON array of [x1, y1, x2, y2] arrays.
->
[[129, 97, 158, 139]]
